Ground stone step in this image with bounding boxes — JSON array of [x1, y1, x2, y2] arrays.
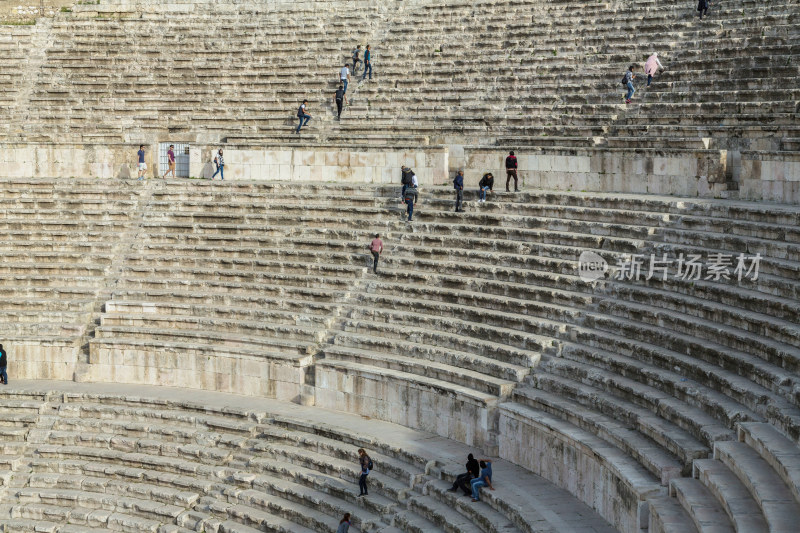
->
[[736, 422, 800, 505], [647, 495, 699, 533], [713, 440, 800, 532], [669, 477, 734, 533], [692, 459, 768, 531]]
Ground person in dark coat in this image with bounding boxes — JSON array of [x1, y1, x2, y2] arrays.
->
[[448, 453, 481, 496], [697, 0, 710, 19], [453, 170, 465, 212], [0, 344, 7, 385], [478, 173, 494, 203]]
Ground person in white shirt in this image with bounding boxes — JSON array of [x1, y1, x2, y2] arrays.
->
[[340, 63, 351, 94]]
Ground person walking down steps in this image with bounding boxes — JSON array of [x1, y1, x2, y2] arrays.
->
[[369, 233, 383, 274], [334, 85, 348, 120], [644, 52, 664, 87], [0, 344, 7, 385], [622, 64, 637, 104], [453, 170, 465, 212], [357, 448, 372, 496]]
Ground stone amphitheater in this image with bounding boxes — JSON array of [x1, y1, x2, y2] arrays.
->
[[0, 0, 799, 532]]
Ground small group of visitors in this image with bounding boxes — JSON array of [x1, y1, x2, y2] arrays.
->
[[448, 453, 494, 502], [621, 52, 665, 104], [297, 44, 374, 132]]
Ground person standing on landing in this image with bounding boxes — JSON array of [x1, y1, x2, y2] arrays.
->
[[369, 233, 383, 274], [505, 151, 518, 192], [644, 53, 664, 87], [211, 149, 225, 180], [137, 145, 146, 181], [164, 144, 176, 179], [0, 344, 7, 385], [453, 170, 465, 212], [357, 448, 371, 496], [623, 64, 637, 104], [361, 45, 372, 80], [334, 85, 348, 120]]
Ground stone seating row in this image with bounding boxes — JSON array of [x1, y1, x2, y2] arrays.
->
[[0, 389, 559, 533]]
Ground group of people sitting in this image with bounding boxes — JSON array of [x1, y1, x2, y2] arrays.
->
[[448, 453, 494, 502]]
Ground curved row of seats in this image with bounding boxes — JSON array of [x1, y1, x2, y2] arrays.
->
[[0, 387, 608, 533]]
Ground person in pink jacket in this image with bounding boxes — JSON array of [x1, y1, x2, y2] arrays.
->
[[644, 53, 664, 87]]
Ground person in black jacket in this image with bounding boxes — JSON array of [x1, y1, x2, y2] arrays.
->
[[697, 0, 710, 19], [505, 151, 519, 192], [478, 173, 494, 203], [0, 344, 7, 385], [448, 453, 480, 496], [453, 170, 465, 212], [400, 165, 415, 198]]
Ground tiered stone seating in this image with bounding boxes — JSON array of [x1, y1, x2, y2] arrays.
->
[[1, 0, 797, 161], [2, 178, 800, 531], [0, 386, 612, 533], [0, 180, 142, 379]]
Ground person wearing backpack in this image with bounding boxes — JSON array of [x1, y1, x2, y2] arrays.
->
[[403, 184, 418, 222], [400, 165, 415, 198], [358, 448, 372, 496], [622, 65, 637, 104], [295, 100, 312, 134]]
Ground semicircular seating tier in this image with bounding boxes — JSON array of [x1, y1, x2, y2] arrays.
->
[[1, 178, 799, 532], [0, 383, 613, 533]]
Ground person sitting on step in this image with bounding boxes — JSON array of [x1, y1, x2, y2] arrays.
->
[[448, 453, 480, 496], [470, 459, 494, 502], [479, 173, 494, 203]]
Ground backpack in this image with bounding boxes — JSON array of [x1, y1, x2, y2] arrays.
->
[[368, 458, 374, 470], [621, 73, 628, 86], [297, 105, 304, 118], [401, 170, 414, 186]]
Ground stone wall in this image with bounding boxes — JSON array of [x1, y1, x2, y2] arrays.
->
[[4, 340, 79, 381], [0, 143, 449, 186], [463, 146, 731, 198], [498, 404, 662, 533], [739, 151, 800, 203]]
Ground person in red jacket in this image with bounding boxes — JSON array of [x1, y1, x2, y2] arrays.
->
[[505, 151, 519, 192]]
